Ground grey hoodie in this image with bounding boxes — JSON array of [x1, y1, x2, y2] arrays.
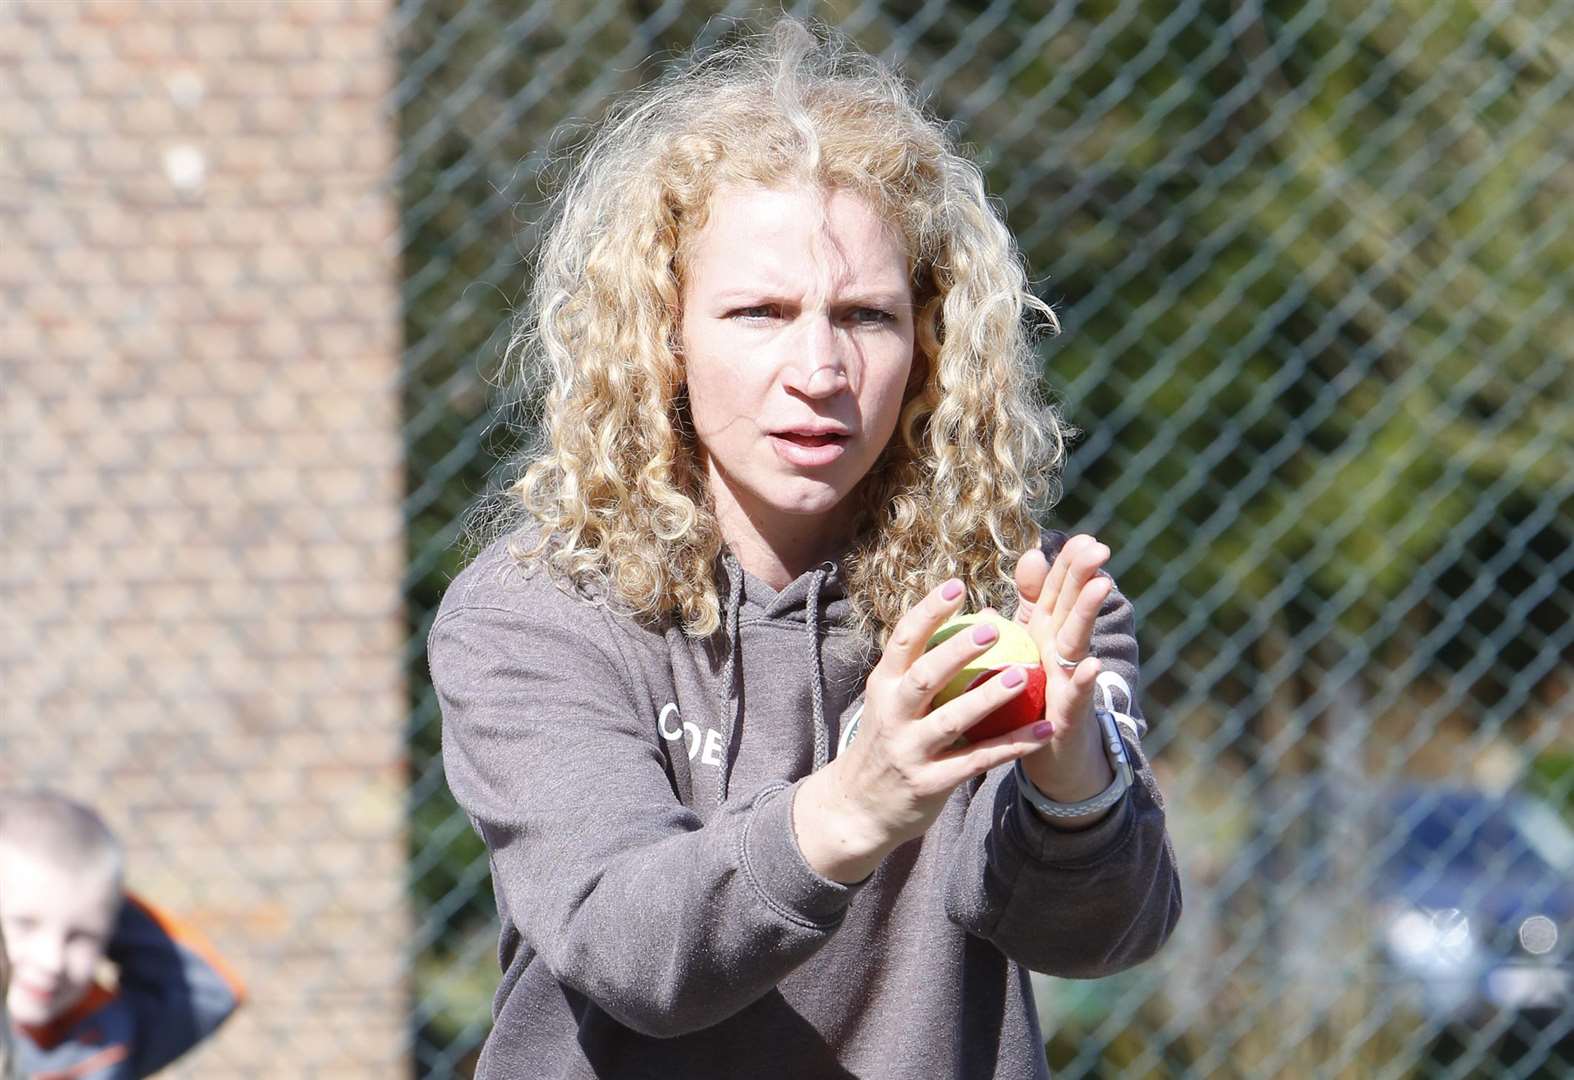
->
[[430, 528, 1180, 1079]]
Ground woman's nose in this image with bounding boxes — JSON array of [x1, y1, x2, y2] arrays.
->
[[786, 318, 848, 398]]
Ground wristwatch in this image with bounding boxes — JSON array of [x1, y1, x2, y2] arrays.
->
[[1015, 709, 1134, 821]]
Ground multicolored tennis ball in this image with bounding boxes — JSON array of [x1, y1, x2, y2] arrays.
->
[[924, 610, 1047, 742]]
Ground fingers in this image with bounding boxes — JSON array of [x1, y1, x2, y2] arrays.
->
[[1053, 573, 1112, 668], [1038, 541, 1074, 627], [1028, 535, 1111, 664], [1011, 548, 1049, 626], [921, 657, 1108, 795], [1015, 535, 1105, 627], [881, 578, 968, 675], [918, 661, 1037, 749], [1048, 649, 1102, 727], [925, 709, 1056, 790], [891, 608, 1002, 719], [1048, 535, 1109, 630], [877, 540, 1115, 754]]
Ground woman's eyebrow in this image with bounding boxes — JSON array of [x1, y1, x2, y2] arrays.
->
[[710, 287, 784, 302], [706, 269, 793, 298], [838, 290, 912, 307], [708, 284, 911, 305]]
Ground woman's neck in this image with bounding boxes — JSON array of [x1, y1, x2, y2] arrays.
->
[[710, 493, 852, 590], [723, 532, 838, 590]]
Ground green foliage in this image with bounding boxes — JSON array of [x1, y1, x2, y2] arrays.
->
[[1530, 749, 1574, 813]]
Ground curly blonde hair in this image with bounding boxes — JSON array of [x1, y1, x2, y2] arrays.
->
[[502, 18, 1068, 641]]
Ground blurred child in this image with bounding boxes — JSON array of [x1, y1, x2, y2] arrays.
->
[[1, 921, 17, 1080], [0, 791, 245, 1078]]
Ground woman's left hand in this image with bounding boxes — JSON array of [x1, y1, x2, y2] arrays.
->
[[1011, 535, 1117, 824]]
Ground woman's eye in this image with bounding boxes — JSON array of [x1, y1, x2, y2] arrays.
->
[[850, 307, 895, 326], [731, 305, 779, 320]]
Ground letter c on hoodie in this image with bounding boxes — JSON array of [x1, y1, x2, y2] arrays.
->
[[658, 703, 684, 741]]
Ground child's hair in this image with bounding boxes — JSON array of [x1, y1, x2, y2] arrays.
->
[[0, 790, 124, 891], [499, 17, 1067, 642]]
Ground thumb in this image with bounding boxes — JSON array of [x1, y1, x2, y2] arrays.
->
[[1011, 547, 1049, 625]]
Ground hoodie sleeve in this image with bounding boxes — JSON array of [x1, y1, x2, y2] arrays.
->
[[430, 594, 861, 1038], [107, 894, 245, 1077], [941, 574, 1183, 977]]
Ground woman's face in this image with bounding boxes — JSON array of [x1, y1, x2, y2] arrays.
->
[[680, 184, 915, 560]]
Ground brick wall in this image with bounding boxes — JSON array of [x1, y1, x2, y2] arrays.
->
[[0, 1, 409, 1074]]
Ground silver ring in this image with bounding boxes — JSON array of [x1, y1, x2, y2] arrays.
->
[[1052, 648, 1082, 671]]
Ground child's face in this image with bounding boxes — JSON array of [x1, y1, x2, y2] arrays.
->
[[0, 845, 118, 1027]]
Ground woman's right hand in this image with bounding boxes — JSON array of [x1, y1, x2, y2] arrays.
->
[[791, 578, 1057, 883]]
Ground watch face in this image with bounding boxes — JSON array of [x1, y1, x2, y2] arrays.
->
[[1097, 710, 1135, 785]]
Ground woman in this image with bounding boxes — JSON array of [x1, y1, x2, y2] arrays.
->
[[431, 19, 1180, 1079]]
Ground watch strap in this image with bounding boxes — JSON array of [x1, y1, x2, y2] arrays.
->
[[1015, 709, 1134, 820]]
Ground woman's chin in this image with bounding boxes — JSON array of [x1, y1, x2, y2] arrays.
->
[[767, 484, 857, 522]]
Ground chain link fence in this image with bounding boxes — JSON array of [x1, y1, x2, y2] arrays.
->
[[395, 1, 1574, 1075]]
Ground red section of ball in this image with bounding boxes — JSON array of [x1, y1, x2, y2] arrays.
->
[[960, 664, 1048, 742]]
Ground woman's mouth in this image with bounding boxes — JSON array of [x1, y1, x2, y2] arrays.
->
[[769, 430, 849, 467]]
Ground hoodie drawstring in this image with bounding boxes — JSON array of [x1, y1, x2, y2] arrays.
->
[[806, 563, 831, 772], [714, 557, 835, 805], [717, 554, 746, 805]]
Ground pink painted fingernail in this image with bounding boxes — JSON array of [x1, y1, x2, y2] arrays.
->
[[1032, 721, 1055, 739], [942, 579, 963, 600], [972, 624, 998, 646], [1000, 665, 1025, 688]]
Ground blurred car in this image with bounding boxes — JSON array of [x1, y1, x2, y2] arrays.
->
[[1375, 784, 1574, 1019]]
